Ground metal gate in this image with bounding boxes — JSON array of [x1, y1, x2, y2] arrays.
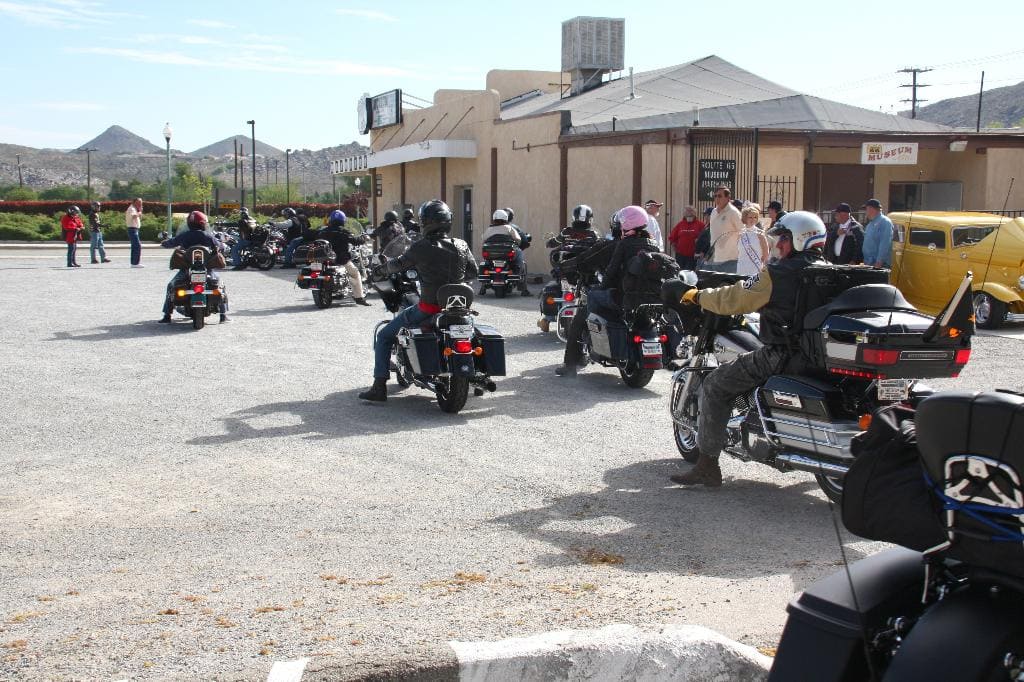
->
[[689, 129, 759, 216], [756, 175, 798, 213]]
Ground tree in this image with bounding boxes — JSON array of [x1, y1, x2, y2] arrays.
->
[[1, 186, 37, 200], [38, 185, 88, 200]]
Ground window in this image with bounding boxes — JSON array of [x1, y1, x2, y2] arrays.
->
[[908, 228, 946, 249], [951, 225, 997, 248], [889, 182, 964, 211], [893, 223, 906, 244]]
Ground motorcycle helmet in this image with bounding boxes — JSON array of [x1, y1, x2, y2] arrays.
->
[[418, 199, 453, 237], [328, 209, 346, 228], [768, 210, 827, 252], [491, 208, 509, 224], [384, 210, 399, 222], [67, 205, 80, 216], [281, 207, 296, 219], [571, 204, 593, 226], [402, 208, 415, 220], [617, 205, 648, 236], [186, 210, 208, 230], [90, 201, 101, 211], [239, 207, 250, 218], [608, 210, 622, 240], [503, 207, 515, 222]]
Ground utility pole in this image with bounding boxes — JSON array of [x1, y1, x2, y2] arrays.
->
[[247, 120, 256, 210], [285, 149, 291, 204], [79, 147, 98, 201], [15, 153, 23, 187], [233, 139, 239, 188], [274, 159, 278, 185], [976, 71, 985, 133], [898, 67, 932, 119]]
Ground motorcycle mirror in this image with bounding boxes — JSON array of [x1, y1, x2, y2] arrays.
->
[[681, 271, 698, 287]]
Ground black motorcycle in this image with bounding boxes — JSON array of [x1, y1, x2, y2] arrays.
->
[[293, 239, 353, 309], [770, 390, 1024, 682], [168, 245, 226, 330], [233, 223, 280, 270], [378, 283, 505, 413], [478, 233, 531, 298], [667, 264, 974, 502], [539, 238, 598, 341]]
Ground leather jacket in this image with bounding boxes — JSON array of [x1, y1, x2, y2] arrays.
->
[[384, 234, 477, 307], [603, 233, 659, 290], [322, 225, 365, 265]]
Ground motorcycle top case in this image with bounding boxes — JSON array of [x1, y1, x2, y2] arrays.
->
[[474, 323, 506, 376], [294, 240, 335, 264]]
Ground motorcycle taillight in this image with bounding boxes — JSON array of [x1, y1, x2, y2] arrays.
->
[[482, 251, 490, 259], [193, 284, 204, 294], [507, 251, 515, 259], [453, 339, 473, 354]]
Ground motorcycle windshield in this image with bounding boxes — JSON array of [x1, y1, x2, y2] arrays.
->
[[698, 229, 773, 276], [381, 233, 412, 259]]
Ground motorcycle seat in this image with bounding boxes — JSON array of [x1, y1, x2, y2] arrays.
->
[[803, 284, 916, 330]]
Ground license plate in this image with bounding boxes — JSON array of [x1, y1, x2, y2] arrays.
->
[[492, 260, 506, 267], [190, 273, 206, 283], [563, 309, 575, 317], [878, 378, 911, 402], [641, 342, 662, 356], [448, 324, 474, 337], [310, 262, 322, 271]]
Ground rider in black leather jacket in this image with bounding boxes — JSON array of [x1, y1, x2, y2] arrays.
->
[[358, 200, 478, 403]]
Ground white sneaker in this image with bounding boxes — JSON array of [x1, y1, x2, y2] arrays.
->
[[131, 264, 145, 268]]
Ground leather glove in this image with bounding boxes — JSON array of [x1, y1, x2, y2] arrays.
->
[[371, 264, 387, 279], [680, 288, 699, 306]]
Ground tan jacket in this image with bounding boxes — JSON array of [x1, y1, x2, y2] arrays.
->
[[697, 270, 773, 316]]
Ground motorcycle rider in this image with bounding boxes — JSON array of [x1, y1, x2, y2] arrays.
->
[[358, 199, 478, 403], [224, 207, 257, 269], [547, 204, 600, 248], [320, 209, 371, 306], [371, 210, 406, 254], [554, 206, 658, 376], [401, 208, 421, 236], [482, 208, 531, 296], [87, 201, 111, 264], [666, 211, 828, 487], [277, 207, 310, 268], [158, 210, 229, 324]]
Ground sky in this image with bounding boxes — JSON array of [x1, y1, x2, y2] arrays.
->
[[2, 0, 1023, 152]]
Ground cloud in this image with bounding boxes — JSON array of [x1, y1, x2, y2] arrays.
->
[[67, 47, 206, 66], [34, 101, 106, 112], [188, 18, 233, 29], [0, 0, 135, 28], [335, 8, 397, 21]]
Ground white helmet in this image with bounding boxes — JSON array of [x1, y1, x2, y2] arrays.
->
[[491, 209, 509, 223], [768, 210, 826, 252]]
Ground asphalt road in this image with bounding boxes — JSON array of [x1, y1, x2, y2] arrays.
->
[[1, 250, 1021, 681]]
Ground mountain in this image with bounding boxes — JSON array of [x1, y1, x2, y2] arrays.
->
[[79, 125, 162, 154], [908, 80, 1024, 129], [191, 136, 283, 158]]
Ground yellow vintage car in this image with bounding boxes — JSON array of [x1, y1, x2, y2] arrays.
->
[[890, 211, 1024, 329]]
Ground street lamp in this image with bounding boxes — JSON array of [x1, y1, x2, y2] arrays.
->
[[163, 123, 173, 235], [285, 149, 291, 204], [78, 147, 98, 201], [16, 153, 23, 187], [354, 177, 361, 218], [246, 119, 256, 210]]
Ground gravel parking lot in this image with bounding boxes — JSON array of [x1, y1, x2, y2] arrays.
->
[[1, 249, 1021, 680]]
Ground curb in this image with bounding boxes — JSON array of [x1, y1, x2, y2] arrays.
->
[[259, 624, 771, 682]]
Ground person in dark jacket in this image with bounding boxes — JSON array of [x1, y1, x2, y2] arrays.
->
[[372, 211, 405, 254], [320, 209, 370, 306], [666, 211, 828, 487], [358, 200, 478, 403], [401, 208, 420, 236], [555, 205, 659, 377], [158, 211, 228, 323], [824, 202, 864, 265], [87, 201, 111, 264]]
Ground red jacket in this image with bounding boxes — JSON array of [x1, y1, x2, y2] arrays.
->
[[61, 214, 83, 244], [668, 218, 705, 256]]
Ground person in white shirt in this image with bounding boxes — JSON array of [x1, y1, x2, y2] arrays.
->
[[707, 186, 743, 272], [125, 197, 144, 267], [737, 203, 769, 276], [643, 199, 664, 251], [824, 202, 864, 265]]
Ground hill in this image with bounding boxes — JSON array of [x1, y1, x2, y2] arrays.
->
[[909, 80, 1024, 129], [79, 125, 162, 154], [191, 136, 283, 158]]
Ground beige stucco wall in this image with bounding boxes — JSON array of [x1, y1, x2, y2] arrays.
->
[[566, 145, 632, 237], [985, 148, 1024, 209], [757, 146, 805, 209], [485, 70, 569, 99]]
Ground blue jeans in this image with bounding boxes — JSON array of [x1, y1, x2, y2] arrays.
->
[[90, 231, 106, 261], [283, 237, 303, 265], [128, 228, 141, 265], [374, 304, 431, 379], [66, 241, 77, 266], [230, 238, 251, 266]]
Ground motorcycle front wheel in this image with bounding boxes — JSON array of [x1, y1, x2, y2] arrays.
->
[[669, 372, 700, 463], [437, 376, 469, 414], [619, 362, 654, 389], [256, 252, 275, 271]]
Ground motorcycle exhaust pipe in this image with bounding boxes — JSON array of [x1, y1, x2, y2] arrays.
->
[[774, 452, 849, 478], [485, 380, 496, 392]]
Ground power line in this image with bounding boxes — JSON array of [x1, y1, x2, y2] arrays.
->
[[898, 67, 933, 119]]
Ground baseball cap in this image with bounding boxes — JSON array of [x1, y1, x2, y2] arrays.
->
[[767, 201, 783, 211], [644, 199, 663, 207], [834, 202, 852, 213], [864, 199, 882, 209]]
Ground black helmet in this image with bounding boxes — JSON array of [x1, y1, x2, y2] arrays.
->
[[90, 201, 101, 211], [418, 199, 453, 237], [384, 210, 399, 222], [571, 204, 593, 225], [503, 207, 515, 222], [187, 210, 209, 230], [239, 207, 250, 218], [67, 205, 80, 215], [281, 207, 296, 219], [402, 208, 415, 220]]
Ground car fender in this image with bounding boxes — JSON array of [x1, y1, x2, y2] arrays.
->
[[976, 280, 1022, 304]]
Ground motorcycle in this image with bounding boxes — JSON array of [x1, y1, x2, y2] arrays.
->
[[351, 240, 374, 287], [478, 232, 531, 298], [769, 390, 1024, 682], [668, 232, 974, 501], [232, 223, 280, 270], [539, 236, 599, 341], [376, 283, 505, 414], [293, 239, 352, 308], [168, 245, 226, 330]]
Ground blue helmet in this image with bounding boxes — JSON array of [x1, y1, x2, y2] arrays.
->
[[328, 209, 346, 228]]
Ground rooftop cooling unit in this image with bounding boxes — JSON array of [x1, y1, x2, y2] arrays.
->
[[561, 16, 625, 96]]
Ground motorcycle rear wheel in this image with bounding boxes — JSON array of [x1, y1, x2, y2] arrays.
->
[[394, 348, 412, 388], [313, 288, 333, 309], [620, 362, 654, 389], [493, 285, 507, 299], [814, 474, 844, 504], [437, 376, 469, 413], [256, 253, 275, 271], [670, 375, 701, 463], [192, 309, 205, 330]]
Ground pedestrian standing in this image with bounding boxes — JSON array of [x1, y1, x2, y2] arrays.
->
[[125, 197, 144, 267], [766, 200, 786, 227], [87, 201, 111, 264], [708, 186, 743, 272], [643, 199, 665, 251], [737, 204, 769, 275], [668, 205, 704, 270], [861, 198, 894, 268], [61, 205, 83, 267], [825, 202, 864, 265]]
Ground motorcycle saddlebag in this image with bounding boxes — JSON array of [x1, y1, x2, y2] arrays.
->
[[540, 282, 562, 317], [758, 375, 859, 459], [474, 323, 506, 376], [408, 332, 441, 376], [768, 547, 925, 682], [587, 315, 629, 360]]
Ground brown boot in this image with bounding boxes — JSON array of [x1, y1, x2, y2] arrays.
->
[[670, 456, 723, 487]]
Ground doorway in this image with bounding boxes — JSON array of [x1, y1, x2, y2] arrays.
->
[[453, 186, 474, 249], [804, 163, 874, 212]]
